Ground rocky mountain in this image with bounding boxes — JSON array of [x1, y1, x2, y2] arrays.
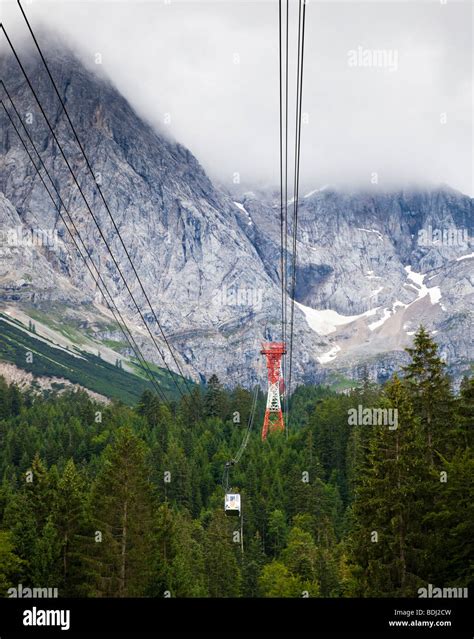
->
[[1, 42, 472, 394], [238, 186, 473, 384]]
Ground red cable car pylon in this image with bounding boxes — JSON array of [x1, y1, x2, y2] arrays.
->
[[260, 342, 286, 440]]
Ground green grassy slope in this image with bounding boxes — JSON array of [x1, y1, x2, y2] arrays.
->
[[0, 314, 188, 404]]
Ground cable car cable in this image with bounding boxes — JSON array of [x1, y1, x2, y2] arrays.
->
[[0, 25, 192, 409], [279, 0, 290, 430], [222, 384, 259, 498], [15, 1, 195, 401], [287, 0, 306, 431], [1, 98, 174, 411]]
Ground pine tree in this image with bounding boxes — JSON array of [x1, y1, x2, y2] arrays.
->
[[148, 502, 174, 596], [166, 511, 208, 597], [0, 377, 10, 420], [8, 385, 22, 417], [280, 526, 320, 596], [25, 454, 53, 530], [423, 449, 474, 587], [31, 516, 62, 586], [403, 326, 454, 464], [229, 386, 253, 429], [90, 427, 155, 597], [349, 376, 427, 596], [310, 395, 352, 499], [267, 509, 288, 555], [0, 531, 24, 595], [3, 455, 60, 588], [457, 376, 474, 448], [241, 531, 266, 596], [52, 459, 88, 595], [0, 369, 470, 600], [162, 440, 192, 509], [204, 510, 241, 597], [204, 374, 227, 419]]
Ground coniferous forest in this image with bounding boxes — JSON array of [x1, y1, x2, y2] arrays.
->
[[0, 327, 472, 599]]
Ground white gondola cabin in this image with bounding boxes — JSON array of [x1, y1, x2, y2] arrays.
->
[[224, 493, 241, 516]]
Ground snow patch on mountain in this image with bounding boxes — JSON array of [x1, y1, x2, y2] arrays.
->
[[295, 301, 377, 336], [456, 252, 474, 262], [366, 271, 381, 279], [233, 201, 253, 226], [357, 228, 384, 241], [404, 266, 442, 305], [368, 308, 392, 331], [317, 344, 341, 364]]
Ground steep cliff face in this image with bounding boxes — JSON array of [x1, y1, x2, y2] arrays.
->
[[1, 43, 472, 389], [239, 187, 473, 382]]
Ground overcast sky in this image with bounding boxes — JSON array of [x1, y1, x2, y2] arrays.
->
[[2, 0, 473, 196]]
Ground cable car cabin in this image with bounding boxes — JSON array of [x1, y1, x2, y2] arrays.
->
[[224, 493, 241, 517]]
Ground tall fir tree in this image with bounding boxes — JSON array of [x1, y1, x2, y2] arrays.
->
[[403, 326, 454, 464], [90, 428, 155, 597], [350, 376, 427, 596], [204, 510, 241, 597], [204, 374, 227, 419], [52, 459, 89, 595]]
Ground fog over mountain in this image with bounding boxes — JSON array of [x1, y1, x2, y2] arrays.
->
[[0, 41, 472, 390], [1, 0, 472, 196]]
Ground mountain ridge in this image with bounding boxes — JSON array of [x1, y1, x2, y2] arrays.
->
[[1, 42, 472, 390]]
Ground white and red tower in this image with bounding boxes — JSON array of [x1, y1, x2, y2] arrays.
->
[[260, 342, 286, 440]]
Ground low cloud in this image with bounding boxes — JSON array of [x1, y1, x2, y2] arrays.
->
[[2, 0, 472, 196]]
